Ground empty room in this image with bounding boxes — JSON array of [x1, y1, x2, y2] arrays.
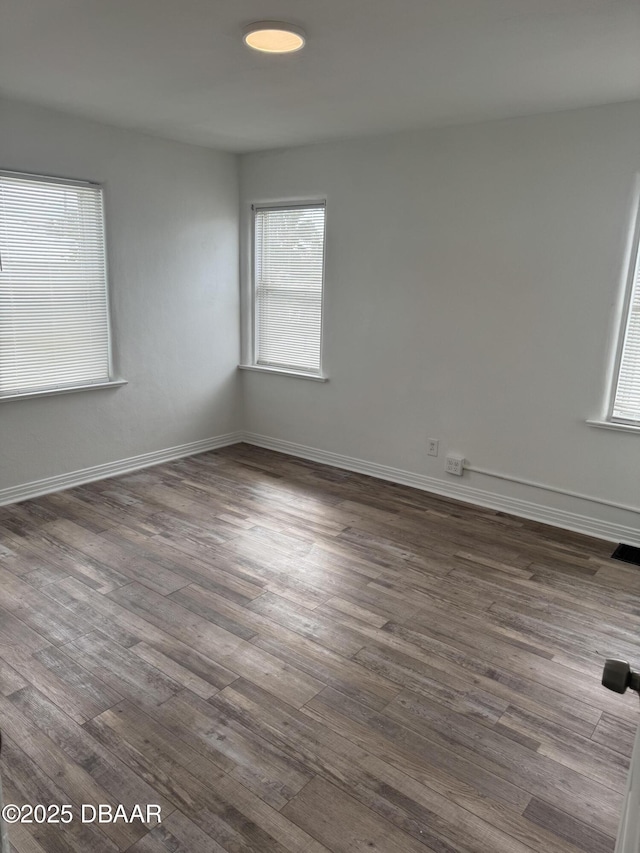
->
[[1, 1, 640, 852]]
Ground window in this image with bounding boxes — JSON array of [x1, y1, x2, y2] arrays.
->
[[0, 171, 112, 399], [610, 200, 640, 425], [252, 202, 326, 375]]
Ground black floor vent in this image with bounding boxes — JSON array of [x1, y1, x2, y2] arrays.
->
[[612, 544, 640, 566]]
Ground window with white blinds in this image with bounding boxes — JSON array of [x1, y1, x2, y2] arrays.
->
[[0, 171, 111, 398], [612, 228, 640, 423], [254, 203, 325, 374]]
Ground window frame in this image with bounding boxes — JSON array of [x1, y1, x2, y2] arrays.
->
[[0, 168, 124, 402], [248, 199, 327, 379], [605, 187, 640, 427]]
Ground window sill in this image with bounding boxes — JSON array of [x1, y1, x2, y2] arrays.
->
[[586, 418, 640, 434], [238, 364, 328, 382], [0, 379, 128, 402]]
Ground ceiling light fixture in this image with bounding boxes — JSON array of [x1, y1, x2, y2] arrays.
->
[[242, 21, 306, 54]]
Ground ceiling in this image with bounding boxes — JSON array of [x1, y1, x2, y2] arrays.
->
[[1, 0, 639, 152]]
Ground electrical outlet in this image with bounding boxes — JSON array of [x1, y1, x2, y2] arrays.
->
[[427, 439, 439, 457], [445, 455, 464, 476]]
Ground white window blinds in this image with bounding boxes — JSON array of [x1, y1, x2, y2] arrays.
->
[[612, 230, 640, 423], [0, 171, 110, 397], [254, 203, 325, 373]]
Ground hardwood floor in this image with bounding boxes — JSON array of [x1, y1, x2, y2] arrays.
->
[[0, 443, 638, 853]]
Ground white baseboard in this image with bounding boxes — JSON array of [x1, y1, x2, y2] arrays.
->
[[240, 432, 640, 547], [0, 432, 243, 507], [3, 428, 637, 547]]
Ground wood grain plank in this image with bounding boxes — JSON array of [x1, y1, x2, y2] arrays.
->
[[0, 444, 633, 853], [282, 776, 435, 853], [592, 712, 638, 758], [384, 689, 622, 835], [1, 735, 118, 853], [302, 685, 532, 812], [523, 798, 615, 853], [212, 678, 586, 853]]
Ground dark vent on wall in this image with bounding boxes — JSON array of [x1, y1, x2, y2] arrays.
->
[[612, 544, 640, 566]]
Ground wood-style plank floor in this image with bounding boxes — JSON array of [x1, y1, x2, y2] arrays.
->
[[0, 443, 638, 853]]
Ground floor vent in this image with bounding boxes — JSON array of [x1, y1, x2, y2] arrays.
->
[[612, 543, 640, 566]]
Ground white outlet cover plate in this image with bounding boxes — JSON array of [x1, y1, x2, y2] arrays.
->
[[445, 455, 464, 475]]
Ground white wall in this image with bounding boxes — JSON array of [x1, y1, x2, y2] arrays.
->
[[2, 96, 639, 542], [0, 97, 240, 491], [240, 102, 640, 540]]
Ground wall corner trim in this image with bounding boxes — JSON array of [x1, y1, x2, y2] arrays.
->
[[0, 432, 243, 506]]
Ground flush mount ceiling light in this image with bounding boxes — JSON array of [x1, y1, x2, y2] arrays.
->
[[242, 21, 306, 54]]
